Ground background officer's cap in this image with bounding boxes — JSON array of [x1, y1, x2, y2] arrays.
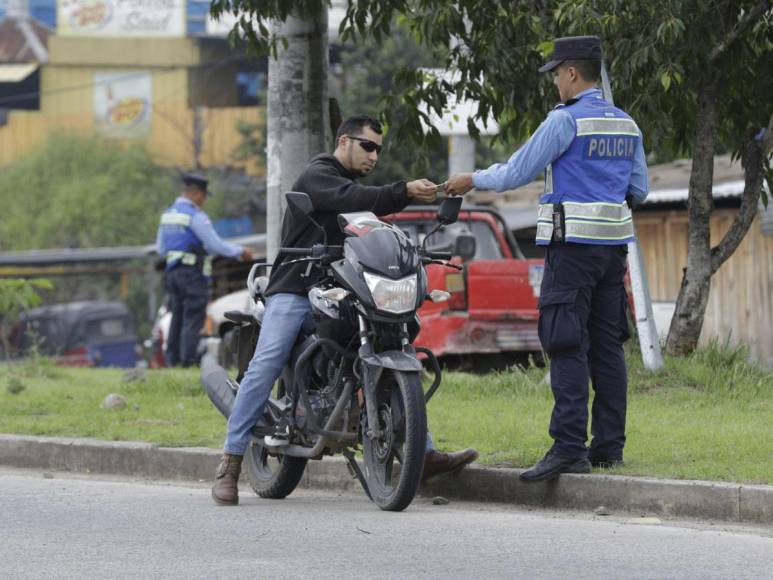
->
[[181, 171, 211, 195], [539, 35, 603, 73]]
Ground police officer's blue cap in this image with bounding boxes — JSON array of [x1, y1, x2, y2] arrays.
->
[[539, 36, 603, 73], [181, 172, 210, 194]]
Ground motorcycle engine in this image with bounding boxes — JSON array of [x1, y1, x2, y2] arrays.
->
[[294, 359, 341, 431]]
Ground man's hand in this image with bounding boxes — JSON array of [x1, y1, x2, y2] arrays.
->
[[406, 179, 438, 203], [444, 173, 475, 196], [240, 248, 254, 262]]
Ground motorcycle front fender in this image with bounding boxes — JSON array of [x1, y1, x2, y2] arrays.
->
[[359, 350, 422, 372]]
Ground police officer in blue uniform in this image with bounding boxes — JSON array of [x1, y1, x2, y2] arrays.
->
[[445, 36, 649, 481], [156, 173, 253, 367]]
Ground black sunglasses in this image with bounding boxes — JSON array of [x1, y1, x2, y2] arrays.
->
[[348, 135, 382, 154]]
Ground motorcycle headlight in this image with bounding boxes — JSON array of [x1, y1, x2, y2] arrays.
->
[[363, 272, 417, 314]]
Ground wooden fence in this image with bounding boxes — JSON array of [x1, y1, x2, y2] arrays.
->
[[636, 209, 773, 365]]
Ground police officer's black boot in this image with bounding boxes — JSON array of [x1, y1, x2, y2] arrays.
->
[[519, 450, 591, 482]]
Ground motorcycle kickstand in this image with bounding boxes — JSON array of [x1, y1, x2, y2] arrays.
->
[[343, 449, 372, 501]]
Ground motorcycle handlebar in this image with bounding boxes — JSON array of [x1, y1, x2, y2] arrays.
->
[[424, 251, 453, 260], [280, 247, 312, 256], [280, 245, 344, 259]]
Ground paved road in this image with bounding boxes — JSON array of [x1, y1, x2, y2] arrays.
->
[[1, 467, 772, 579]]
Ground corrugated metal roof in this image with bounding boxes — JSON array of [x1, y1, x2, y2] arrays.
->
[[0, 62, 38, 82], [0, 16, 50, 63], [642, 179, 747, 205]]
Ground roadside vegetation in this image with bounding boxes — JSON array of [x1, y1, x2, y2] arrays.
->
[[1, 342, 770, 484]]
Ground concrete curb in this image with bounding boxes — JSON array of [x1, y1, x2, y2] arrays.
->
[[2, 434, 771, 524]]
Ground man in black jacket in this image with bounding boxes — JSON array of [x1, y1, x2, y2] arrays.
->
[[212, 115, 478, 505]]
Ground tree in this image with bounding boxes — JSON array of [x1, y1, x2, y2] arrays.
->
[[0, 278, 52, 358], [216, 0, 772, 355], [0, 134, 175, 250]]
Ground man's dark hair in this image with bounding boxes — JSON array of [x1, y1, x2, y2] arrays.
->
[[564, 59, 601, 83], [336, 114, 382, 142]]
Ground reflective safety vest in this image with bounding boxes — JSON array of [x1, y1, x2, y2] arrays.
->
[[158, 199, 212, 275], [536, 92, 640, 246]]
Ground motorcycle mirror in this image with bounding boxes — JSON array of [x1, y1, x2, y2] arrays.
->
[[437, 197, 463, 225], [285, 192, 314, 216], [453, 233, 477, 261]]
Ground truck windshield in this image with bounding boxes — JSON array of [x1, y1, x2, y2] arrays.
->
[[394, 220, 504, 260]]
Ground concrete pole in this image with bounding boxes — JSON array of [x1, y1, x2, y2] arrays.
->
[[601, 63, 664, 371], [266, 11, 329, 263]]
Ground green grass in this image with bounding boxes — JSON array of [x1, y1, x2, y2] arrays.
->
[[1, 340, 771, 484], [430, 340, 773, 484]]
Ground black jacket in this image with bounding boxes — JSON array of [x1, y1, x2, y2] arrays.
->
[[265, 154, 411, 296]]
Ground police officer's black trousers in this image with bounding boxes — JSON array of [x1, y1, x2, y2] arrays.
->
[[538, 243, 631, 460], [164, 265, 209, 368]]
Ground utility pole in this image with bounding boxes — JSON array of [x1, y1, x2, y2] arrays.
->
[[266, 11, 329, 263], [448, 135, 476, 176], [601, 63, 664, 371]]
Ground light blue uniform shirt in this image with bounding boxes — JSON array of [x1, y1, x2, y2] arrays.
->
[[472, 88, 649, 203], [156, 197, 244, 258]]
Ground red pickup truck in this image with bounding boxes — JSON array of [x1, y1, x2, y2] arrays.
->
[[384, 205, 544, 364]]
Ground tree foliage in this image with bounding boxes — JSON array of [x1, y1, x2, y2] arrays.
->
[[0, 134, 176, 250], [216, 0, 771, 167], [0, 278, 52, 357]]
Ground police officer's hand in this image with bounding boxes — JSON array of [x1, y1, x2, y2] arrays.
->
[[406, 179, 438, 203], [240, 249, 254, 262], [445, 173, 475, 196]]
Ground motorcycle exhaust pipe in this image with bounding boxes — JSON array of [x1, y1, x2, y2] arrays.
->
[[200, 353, 237, 419]]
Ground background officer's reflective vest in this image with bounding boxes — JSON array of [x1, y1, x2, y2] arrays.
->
[[158, 199, 212, 275], [536, 93, 640, 246]]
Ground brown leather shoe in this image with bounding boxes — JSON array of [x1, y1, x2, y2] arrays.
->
[[212, 453, 243, 506], [422, 448, 479, 482]]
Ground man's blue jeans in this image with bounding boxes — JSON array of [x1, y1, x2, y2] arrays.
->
[[223, 292, 435, 456], [224, 293, 313, 455]]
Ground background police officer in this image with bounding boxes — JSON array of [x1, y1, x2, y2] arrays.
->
[[156, 173, 253, 367], [445, 36, 649, 481]]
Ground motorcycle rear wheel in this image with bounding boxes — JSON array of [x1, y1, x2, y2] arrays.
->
[[243, 374, 308, 499], [243, 439, 308, 499], [362, 369, 427, 512]]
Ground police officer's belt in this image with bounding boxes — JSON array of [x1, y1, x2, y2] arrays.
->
[[165, 251, 213, 276], [536, 201, 633, 243]]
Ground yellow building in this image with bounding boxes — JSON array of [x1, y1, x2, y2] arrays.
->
[[0, 31, 264, 172]]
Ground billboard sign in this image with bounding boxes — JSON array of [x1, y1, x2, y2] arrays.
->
[[94, 71, 153, 138], [58, 0, 185, 37]]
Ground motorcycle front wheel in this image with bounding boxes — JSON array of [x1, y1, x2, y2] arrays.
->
[[362, 369, 427, 512]]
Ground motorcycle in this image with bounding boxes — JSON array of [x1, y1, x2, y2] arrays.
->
[[201, 192, 463, 511]]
